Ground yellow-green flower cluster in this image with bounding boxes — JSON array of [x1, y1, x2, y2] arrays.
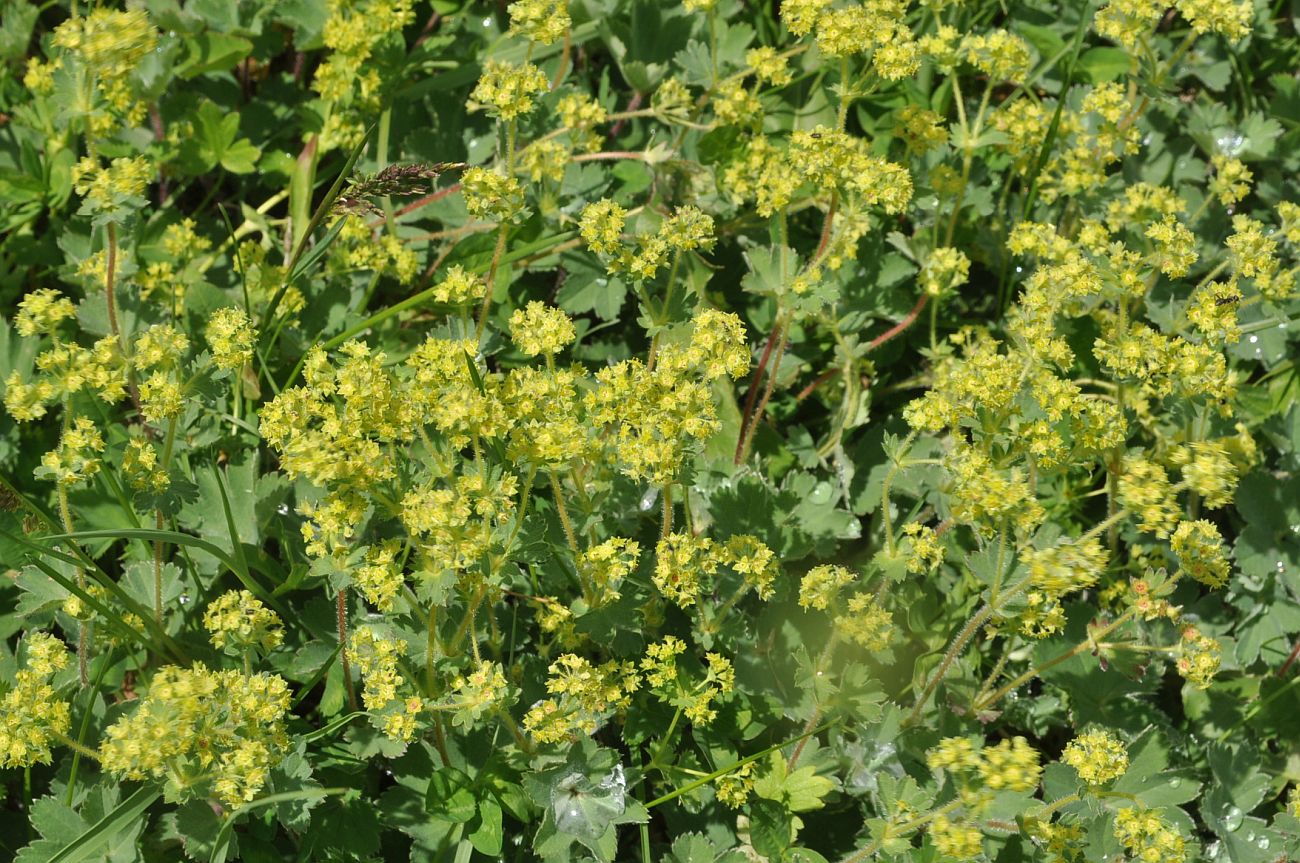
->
[[502, 366, 589, 464], [38, 417, 104, 486], [205, 307, 256, 370], [134, 325, 189, 370], [0, 634, 71, 769], [1177, 0, 1253, 41], [509, 302, 576, 357], [902, 523, 944, 574], [960, 30, 1032, 82], [139, 371, 184, 423], [1025, 536, 1108, 596], [584, 310, 748, 483], [335, 217, 419, 283], [1186, 280, 1241, 345], [921, 247, 971, 297], [462, 167, 525, 222], [945, 446, 1045, 535], [894, 105, 949, 153], [405, 336, 511, 447], [1169, 520, 1230, 589], [835, 594, 895, 651], [747, 46, 792, 86], [72, 156, 153, 211], [347, 626, 421, 740], [718, 534, 779, 599], [204, 590, 285, 654], [1113, 807, 1187, 863], [715, 760, 756, 808], [51, 8, 157, 132], [798, 564, 856, 610], [928, 735, 1042, 793], [578, 537, 642, 606], [1209, 155, 1252, 206], [1144, 217, 1198, 278], [931, 815, 984, 858], [98, 664, 291, 809], [313, 0, 414, 106], [641, 637, 735, 724], [432, 265, 482, 305], [580, 204, 717, 279], [713, 79, 763, 127], [6, 332, 128, 421], [261, 341, 416, 494], [401, 468, 519, 575], [1176, 625, 1221, 688], [470, 61, 550, 120], [1117, 457, 1180, 537], [654, 533, 719, 607], [354, 541, 405, 610], [790, 127, 914, 213], [15, 289, 76, 337], [1095, 0, 1164, 48], [1169, 441, 1238, 509], [578, 198, 627, 256], [1061, 729, 1129, 786], [556, 92, 608, 150], [523, 654, 640, 744], [450, 661, 511, 727], [122, 438, 169, 493], [508, 0, 570, 44], [520, 140, 570, 182]]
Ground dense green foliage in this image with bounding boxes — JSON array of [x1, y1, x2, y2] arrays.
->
[[2, 0, 1300, 861]]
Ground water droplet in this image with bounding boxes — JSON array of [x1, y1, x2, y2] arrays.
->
[[639, 487, 659, 511], [1258, 837, 1271, 850], [482, 16, 493, 27], [1277, 561, 1286, 572], [277, 503, 289, 515], [1169, 778, 1181, 788], [1015, 266, 1023, 274], [179, 593, 190, 605], [1248, 334, 1259, 344], [1224, 806, 1244, 831], [1245, 832, 1256, 842], [1216, 132, 1247, 156]]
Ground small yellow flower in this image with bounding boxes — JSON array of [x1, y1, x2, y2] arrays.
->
[[509, 302, 576, 357]]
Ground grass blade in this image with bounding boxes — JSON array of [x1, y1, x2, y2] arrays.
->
[[48, 786, 161, 863]]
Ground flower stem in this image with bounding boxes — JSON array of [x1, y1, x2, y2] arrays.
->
[[548, 470, 580, 556], [337, 589, 358, 711]]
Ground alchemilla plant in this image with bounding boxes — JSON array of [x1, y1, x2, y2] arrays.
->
[[2, 0, 1300, 860]]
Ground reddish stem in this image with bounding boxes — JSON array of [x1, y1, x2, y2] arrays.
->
[[384, 183, 461, 223], [609, 91, 644, 138], [735, 319, 783, 464], [795, 368, 839, 403], [867, 293, 929, 353], [1279, 639, 1300, 677]]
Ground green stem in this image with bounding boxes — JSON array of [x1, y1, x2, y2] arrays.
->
[[974, 606, 1140, 712], [880, 430, 918, 556], [905, 601, 998, 727], [650, 706, 684, 771], [549, 470, 580, 556]]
